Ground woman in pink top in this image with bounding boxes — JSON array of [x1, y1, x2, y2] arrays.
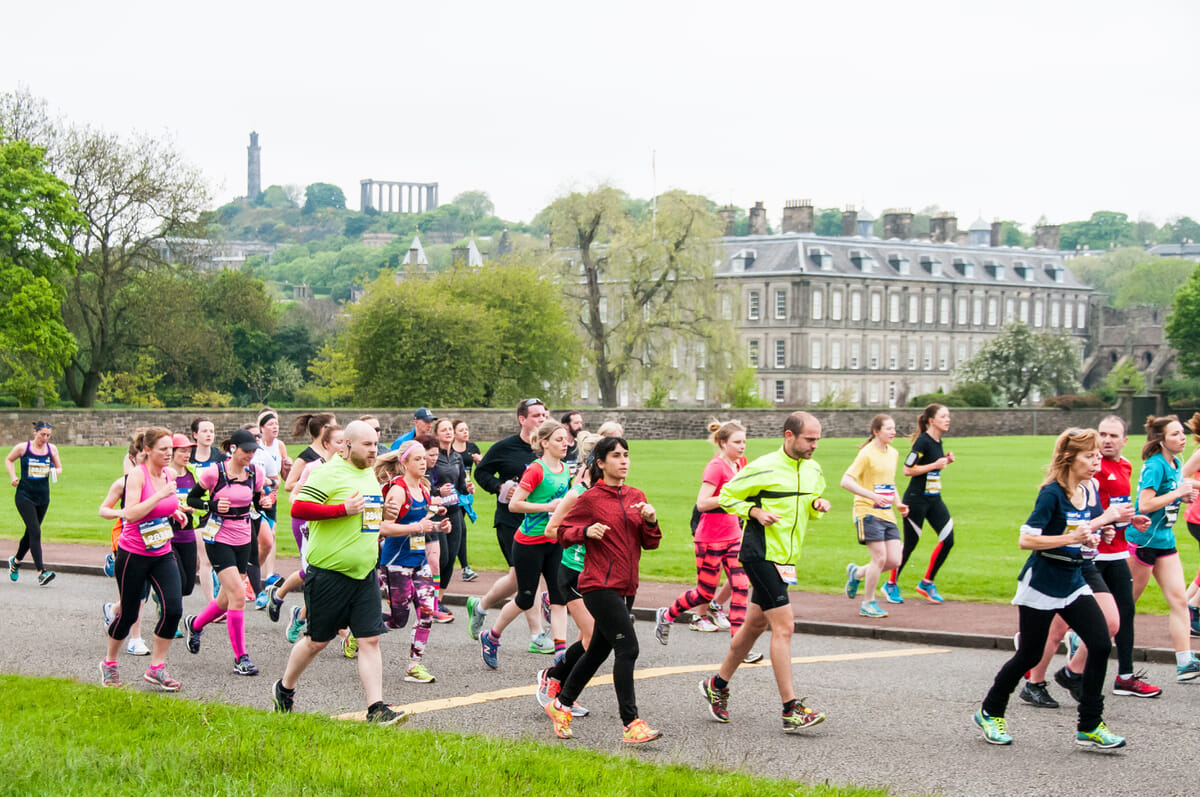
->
[[655, 420, 752, 648], [101, 427, 186, 691]]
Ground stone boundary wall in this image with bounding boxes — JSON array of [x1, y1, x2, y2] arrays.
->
[[0, 407, 1124, 447]]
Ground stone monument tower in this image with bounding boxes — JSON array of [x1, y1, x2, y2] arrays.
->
[[247, 132, 261, 200]]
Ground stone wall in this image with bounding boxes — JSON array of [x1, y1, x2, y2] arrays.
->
[[0, 406, 1124, 447]]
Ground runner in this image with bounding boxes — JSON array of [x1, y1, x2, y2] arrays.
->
[[272, 420, 408, 726], [544, 435, 663, 744], [451, 419, 481, 581], [183, 428, 271, 676], [389, 407, 435, 451], [1178, 413, 1200, 636], [416, 435, 451, 623], [480, 419, 571, 668], [561, 411, 584, 474], [698, 411, 831, 733], [467, 398, 550, 649], [167, 434, 199, 599], [99, 436, 150, 655], [251, 408, 291, 605], [101, 428, 185, 691], [6, 421, 62, 586], [886, 404, 956, 604], [1129, 415, 1200, 681], [973, 428, 1126, 749], [430, 418, 473, 611], [188, 416, 227, 599], [841, 415, 909, 619]]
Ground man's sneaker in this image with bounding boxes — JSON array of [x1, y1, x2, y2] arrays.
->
[[536, 668, 558, 707], [689, 615, 719, 632], [743, 650, 765, 664], [1177, 656, 1200, 681], [273, 679, 295, 712], [708, 601, 731, 630], [859, 600, 888, 618], [286, 606, 305, 643], [1113, 671, 1162, 698], [7, 556, 18, 581], [654, 607, 671, 645], [102, 602, 117, 630], [882, 580, 903, 604], [233, 654, 259, 676], [698, 677, 730, 722], [541, 591, 551, 624], [143, 666, 181, 692], [529, 631, 554, 654], [404, 663, 436, 683], [461, 566, 478, 582], [100, 661, 122, 688], [1190, 605, 1200, 637], [622, 718, 662, 744], [466, 596, 486, 640], [844, 563, 861, 599], [782, 699, 825, 732], [126, 637, 150, 656], [366, 703, 409, 726], [1054, 666, 1084, 702], [266, 583, 283, 622], [1066, 630, 1081, 661], [1077, 721, 1125, 749], [481, 630, 500, 668], [1018, 680, 1060, 709], [254, 590, 269, 610], [973, 709, 1012, 745], [37, 570, 55, 587], [915, 580, 944, 603], [185, 615, 202, 654], [342, 634, 358, 659], [433, 608, 455, 624], [545, 699, 573, 739]]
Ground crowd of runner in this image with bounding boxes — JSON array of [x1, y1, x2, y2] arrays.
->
[[6, 403, 1200, 746]]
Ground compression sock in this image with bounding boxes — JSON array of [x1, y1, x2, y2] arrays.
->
[[226, 610, 247, 659], [193, 600, 224, 630]]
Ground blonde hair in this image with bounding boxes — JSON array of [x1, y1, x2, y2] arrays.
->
[[859, 414, 894, 450], [597, 421, 624, 438], [1043, 428, 1099, 489], [708, 419, 746, 448], [531, 419, 565, 455], [373, 450, 404, 484]]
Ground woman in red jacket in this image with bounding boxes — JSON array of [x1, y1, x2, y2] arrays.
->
[[544, 436, 662, 745]]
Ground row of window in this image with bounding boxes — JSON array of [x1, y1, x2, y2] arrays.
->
[[750, 337, 998, 372]]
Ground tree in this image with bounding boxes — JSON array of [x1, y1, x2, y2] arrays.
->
[[0, 134, 80, 404], [450, 190, 494, 220], [1165, 216, 1200, 245], [259, 185, 296, 209], [303, 182, 346, 213], [1068, 248, 1194, 308], [1165, 266, 1200, 378], [955, 322, 1080, 406], [1059, 211, 1137, 251]]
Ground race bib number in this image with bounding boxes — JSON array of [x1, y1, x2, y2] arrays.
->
[[200, 519, 220, 543], [138, 516, 172, 552], [411, 534, 425, 551], [924, 471, 941, 496], [1065, 507, 1092, 559], [1165, 499, 1180, 526], [27, 461, 50, 480], [775, 563, 797, 585], [1109, 495, 1130, 530], [441, 491, 460, 507], [362, 495, 383, 533], [873, 483, 896, 510]]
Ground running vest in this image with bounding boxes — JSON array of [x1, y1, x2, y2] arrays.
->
[[17, 441, 54, 504]]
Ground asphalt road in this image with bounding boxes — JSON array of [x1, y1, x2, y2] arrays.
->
[[2, 573, 1197, 796]]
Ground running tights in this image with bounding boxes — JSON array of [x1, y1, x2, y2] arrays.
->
[[666, 540, 748, 633], [559, 590, 639, 725], [14, 499, 47, 572], [173, 541, 197, 597], [108, 548, 182, 641], [438, 509, 466, 590], [893, 498, 953, 583], [512, 540, 563, 610], [1094, 558, 1136, 675]]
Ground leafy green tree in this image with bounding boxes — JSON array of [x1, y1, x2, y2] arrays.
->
[[1164, 216, 1200, 244], [451, 190, 494, 220], [814, 208, 841, 237], [1068, 248, 1193, 308], [259, 185, 296, 209], [303, 182, 346, 213], [955, 322, 1080, 406], [1059, 211, 1137, 251], [306, 341, 358, 405], [1165, 267, 1200, 378], [718, 366, 770, 408]]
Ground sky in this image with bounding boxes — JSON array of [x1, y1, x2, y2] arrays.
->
[[4, 0, 1197, 228]]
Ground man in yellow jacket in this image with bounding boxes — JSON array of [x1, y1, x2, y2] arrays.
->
[[699, 411, 831, 733]]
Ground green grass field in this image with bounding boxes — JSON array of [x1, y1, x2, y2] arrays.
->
[[2, 436, 1193, 615]]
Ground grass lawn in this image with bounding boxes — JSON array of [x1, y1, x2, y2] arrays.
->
[[2, 436, 1193, 615]]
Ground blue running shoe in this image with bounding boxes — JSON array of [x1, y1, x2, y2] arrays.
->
[[254, 591, 269, 610], [8, 556, 17, 582], [103, 553, 116, 579], [286, 606, 305, 644], [916, 580, 944, 603], [859, 600, 888, 618], [844, 563, 861, 599], [973, 709, 1012, 745], [211, 570, 220, 599], [1077, 721, 1125, 749], [882, 580, 903, 604], [1066, 630, 1081, 661], [481, 630, 500, 669], [1177, 656, 1200, 682]]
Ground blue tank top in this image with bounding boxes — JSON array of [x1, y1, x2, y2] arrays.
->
[[17, 442, 53, 504], [380, 493, 430, 568]]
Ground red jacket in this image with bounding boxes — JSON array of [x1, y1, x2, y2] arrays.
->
[[559, 481, 662, 596]]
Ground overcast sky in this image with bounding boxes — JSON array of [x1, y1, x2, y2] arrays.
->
[[5, 0, 1196, 228]]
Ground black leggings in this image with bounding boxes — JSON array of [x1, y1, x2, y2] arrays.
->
[[14, 499, 47, 572], [897, 496, 953, 581], [108, 548, 183, 641], [439, 508, 466, 590], [456, 520, 470, 568], [560, 590, 639, 724], [173, 540, 198, 597], [247, 521, 262, 595], [512, 540, 563, 610], [983, 596, 1111, 732], [1094, 558, 1135, 675]]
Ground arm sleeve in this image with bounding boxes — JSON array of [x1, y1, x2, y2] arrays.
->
[[718, 464, 768, 519], [290, 499, 347, 521], [474, 442, 503, 494], [186, 484, 209, 512]]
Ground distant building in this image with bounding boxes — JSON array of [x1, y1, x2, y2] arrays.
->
[[1147, 242, 1200, 262], [247, 132, 261, 200], [360, 179, 438, 213], [149, 237, 277, 270]]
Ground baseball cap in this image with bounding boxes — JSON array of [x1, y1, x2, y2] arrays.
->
[[414, 408, 436, 423], [230, 428, 259, 452], [171, 433, 195, 449]]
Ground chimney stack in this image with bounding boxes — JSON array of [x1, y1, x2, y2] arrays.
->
[[781, 199, 814, 234], [1035, 224, 1060, 250], [718, 206, 736, 236], [841, 206, 858, 237], [882, 209, 913, 240], [990, 220, 1003, 248], [930, 213, 958, 244], [748, 201, 767, 236]]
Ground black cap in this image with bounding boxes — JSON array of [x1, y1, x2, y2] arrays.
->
[[230, 429, 259, 452]]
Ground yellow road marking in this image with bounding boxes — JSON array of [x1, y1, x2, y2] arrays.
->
[[335, 645, 950, 721]]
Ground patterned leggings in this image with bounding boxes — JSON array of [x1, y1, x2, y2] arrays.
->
[[665, 540, 749, 634], [383, 562, 436, 663]]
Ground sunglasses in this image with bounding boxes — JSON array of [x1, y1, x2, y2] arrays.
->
[[522, 398, 544, 408]]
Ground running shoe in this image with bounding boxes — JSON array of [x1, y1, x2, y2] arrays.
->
[[233, 654, 259, 676], [882, 580, 903, 604], [102, 602, 117, 630], [782, 699, 825, 733], [654, 607, 671, 645], [541, 590, 551, 624], [1177, 656, 1200, 681], [536, 668, 558, 707], [689, 615, 719, 632], [973, 709, 1012, 745], [1066, 630, 1081, 661], [286, 606, 305, 643], [844, 563, 861, 599], [915, 580, 944, 603], [708, 601, 731, 630], [466, 595, 486, 640], [1018, 681, 1060, 709], [7, 556, 17, 581], [254, 591, 269, 610], [545, 698, 573, 739], [100, 661, 122, 688], [366, 703, 409, 726], [265, 582, 283, 623], [481, 630, 500, 668], [698, 677, 730, 722], [273, 679, 294, 713], [210, 570, 219, 599], [1054, 666, 1084, 702], [103, 553, 116, 578], [404, 663, 436, 683], [37, 570, 55, 587], [622, 718, 662, 744], [859, 600, 888, 618], [243, 576, 255, 601], [1113, 671, 1161, 698], [433, 607, 454, 624], [743, 650, 765, 664], [529, 631, 554, 654], [569, 701, 589, 718], [143, 666, 181, 692], [343, 633, 358, 659], [461, 567, 478, 582], [1076, 721, 1125, 749], [1190, 605, 1200, 637], [264, 573, 281, 588], [126, 637, 150, 656], [185, 615, 202, 654]]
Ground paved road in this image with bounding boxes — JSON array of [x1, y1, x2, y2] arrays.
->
[[2, 573, 1197, 796]]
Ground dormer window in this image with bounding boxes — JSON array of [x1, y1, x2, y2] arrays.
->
[[1044, 263, 1064, 283], [984, 260, 1005, 280], [808, 246, 833, 271], [953, 258, 975, 279], [1014, 261, 1034, 282], [888, 253, 911, 275], [920, 256, 942, 277], [849, 250, 874, 273], [732, 248, 756, 273]]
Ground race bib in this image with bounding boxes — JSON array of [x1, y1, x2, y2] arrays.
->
[[1165, 499, 1180, 526], [138, 516, 172, 552], [362, 495, 383, 533], [775, 563, 797, 585], [873, 483, 896, 510], [1109, 495, 1130, 530], [441, 491, 460, 507], [200, 519, 220, 543], [27, 461, 50, 480], [1065, 507, 1093, 559], [924, 471, 941, 496], [411, 534, 425, 552]]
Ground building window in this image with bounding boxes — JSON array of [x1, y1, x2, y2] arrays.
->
[[972, 297, 983, 325], [696, 341, 707, 368], [1063, 302, 1073, 329], [580, 382, 588, 400], [920, 295, 933, 325], [696, 379, 705, 402], [956, 342, 967, 367], [889, 293, 901, 323], [777, 339, 788, 368], [850, 291, 863, 321], [957, 296, 968, 325], [888, 381, 897, 408], [775, 289, 787, 320], [811, 289, 823, 321], [748, 291, 760, 320], [908, 294, 919, 323], [1077, 301, 1087, 328], [1034, 299, 1044, 327], [868, 382, 880, 405], [670, 344, 678, 369], [748, 339, 760, 367], [1004, 297, 1015, 323], [869, 341, 880, 370], [619, 382, 628, 407], [830, 340, 842, 369], [775, 380, 785, 402], [850, 383, 861, 404], [938, 342, 948, 370], [1050, 302, 1060, 328], [1020, 299, 1030, 324], [850, 342, 861, 369], [810, 381, 822, 404], [907, 342, 917, 370], [599, 297, 608, 324], [888, 342, 899, 370], [870, 292, 882, 322], [940, 295, 951, 325], [720, 293, 732, 320], [807, 339, 819, 369], [923, 342, 933, 370], [831, 289, 843, 321], [987, 297, 998, 326]]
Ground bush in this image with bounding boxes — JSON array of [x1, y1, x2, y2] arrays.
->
[[1041, 393, 1105, 409], [951, 382, 995, 408], [0, 395, 19, 408], [908, 391, 967, 408], [191, 390, 234, 408]]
